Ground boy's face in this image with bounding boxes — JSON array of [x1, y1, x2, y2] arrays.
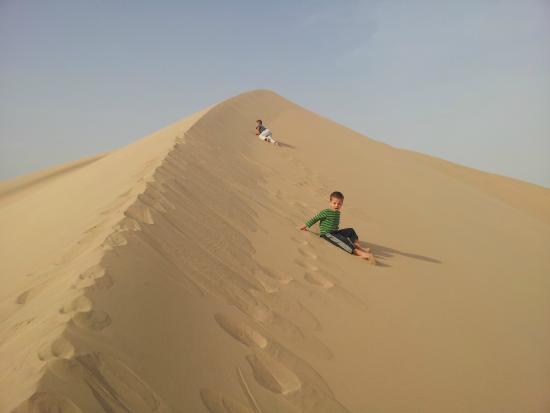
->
[[329, 197, 343, 211]]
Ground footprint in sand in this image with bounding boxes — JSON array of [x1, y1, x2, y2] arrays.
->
[[225, 294, 333, 360], [116, 216, 142, 232], [60, 295, 93, 315], [246, 352, 302, 395], [139, 192, 168, 214], [125, 201, 154, 225], [104, 231, 127, 248], [38, 337, 75, 361], [218, 283, 310, 346], [73, 265, 113, 290], [47, 358, 86, 381], [214, 313, 268, 349], [143, 186, 176, 211], [72, 310, 112, 331]]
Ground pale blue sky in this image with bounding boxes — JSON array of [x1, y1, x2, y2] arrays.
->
[[1, 0, 549, 187]]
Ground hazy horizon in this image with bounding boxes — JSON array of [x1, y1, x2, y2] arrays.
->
[[1, 0, 549, 187]]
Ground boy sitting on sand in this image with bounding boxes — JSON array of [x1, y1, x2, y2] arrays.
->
[[300, 191, 376, 263], [255, 119, 278, 144]]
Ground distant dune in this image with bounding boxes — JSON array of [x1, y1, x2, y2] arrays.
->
[[1, 90, 549, 412]]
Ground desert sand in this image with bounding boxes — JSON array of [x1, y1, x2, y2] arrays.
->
[[1, 90, 549, 412]]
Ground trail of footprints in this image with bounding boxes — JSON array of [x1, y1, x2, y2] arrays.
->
[[200, 150, 367, 412], [291, 236, 368, 310], [209, 310, 350, 413], [205, 235, 364, 413]]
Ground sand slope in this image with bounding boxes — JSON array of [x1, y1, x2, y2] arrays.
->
[[1, 90, 549, 412]]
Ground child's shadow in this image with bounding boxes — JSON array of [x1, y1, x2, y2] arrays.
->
[[277, 142, 295, 149], [358, 241, 442, 268]]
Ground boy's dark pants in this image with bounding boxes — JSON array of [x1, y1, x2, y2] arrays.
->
[[322, 228, 358, 254]]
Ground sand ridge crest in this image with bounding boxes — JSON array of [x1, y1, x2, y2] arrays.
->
[[1, 107, 212, 411]]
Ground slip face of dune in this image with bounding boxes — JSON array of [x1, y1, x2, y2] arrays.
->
[[1, 90, 549, 412]]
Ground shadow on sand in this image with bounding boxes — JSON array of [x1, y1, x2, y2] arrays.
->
[[277, 141, 295, 149], [304, 231, 440, 268], [358, 241, 442, 268]]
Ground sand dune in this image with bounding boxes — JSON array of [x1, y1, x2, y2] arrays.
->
[[1, 90, 549, 412]]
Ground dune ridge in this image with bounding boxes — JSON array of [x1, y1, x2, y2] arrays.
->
[[1, 90, 549, 412], [1, 106, 209, 411]]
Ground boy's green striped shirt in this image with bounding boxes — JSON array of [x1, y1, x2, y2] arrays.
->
[[305, 209, 340, 236]]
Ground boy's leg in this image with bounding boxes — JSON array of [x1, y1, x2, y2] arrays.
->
[[336, 228, 358, 242], [323, 233, 376, 263], [322, 233, 354, 254], [263, 130, 277, 144], [337, 228, 370, 252]]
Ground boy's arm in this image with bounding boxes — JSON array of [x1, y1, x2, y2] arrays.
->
[[302, 210, 326, 229]]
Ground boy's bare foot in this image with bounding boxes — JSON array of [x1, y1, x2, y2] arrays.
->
[[354, 249, 376, 264]]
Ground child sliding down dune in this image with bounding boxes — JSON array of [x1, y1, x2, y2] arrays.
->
[[255, 119, 278, 144], [300, 191, 376, 264]]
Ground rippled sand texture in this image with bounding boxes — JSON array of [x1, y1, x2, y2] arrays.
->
[[1, 90, 549, 412]]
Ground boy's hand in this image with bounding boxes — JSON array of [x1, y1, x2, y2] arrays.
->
[[299, 224, 308, 231]]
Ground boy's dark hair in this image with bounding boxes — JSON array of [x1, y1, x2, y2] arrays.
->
[[330, 191, 344, 200], [256, 119, 262, 123]]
